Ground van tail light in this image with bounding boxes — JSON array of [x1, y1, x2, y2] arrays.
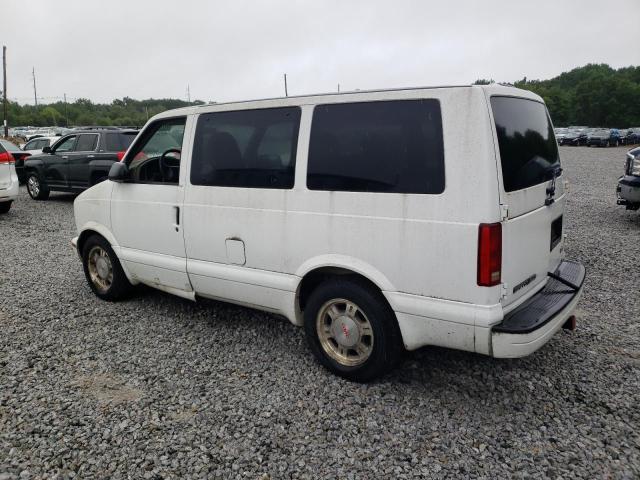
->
[[477, 222, 502, 287], [0, 152, 15, 164], [117, 151, 126, 161]]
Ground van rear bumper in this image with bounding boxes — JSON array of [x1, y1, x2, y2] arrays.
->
[[491, 260, 585, 358]]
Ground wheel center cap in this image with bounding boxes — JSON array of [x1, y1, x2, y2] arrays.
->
[[331, 315, 359, 348], [96, 258, 109, 279]]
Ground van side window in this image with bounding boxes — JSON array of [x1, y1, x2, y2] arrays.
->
[[191, 107, 301, 189], [307, 100, 445, 194], [126, 118, 186, 184]]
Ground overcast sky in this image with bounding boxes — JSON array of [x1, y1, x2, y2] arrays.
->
[[3, 0, 639, 105]]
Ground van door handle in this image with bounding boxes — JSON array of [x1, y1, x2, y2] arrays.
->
[[173, 206, 180, 231]]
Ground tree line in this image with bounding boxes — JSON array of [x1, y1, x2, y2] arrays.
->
[[475, 63, 640, 127], [1, 63, 638, 129], [1, 97, 205, 129]]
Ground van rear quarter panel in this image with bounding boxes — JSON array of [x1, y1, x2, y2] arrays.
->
[[183, 87, 501, 308]]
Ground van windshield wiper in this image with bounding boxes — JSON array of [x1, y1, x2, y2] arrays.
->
[[544, 164, 562, 206]]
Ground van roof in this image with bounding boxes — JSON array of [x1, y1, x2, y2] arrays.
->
[[152, 84, 543, 121]]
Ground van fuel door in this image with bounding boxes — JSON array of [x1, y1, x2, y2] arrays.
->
[[226, 238, 246, 265]]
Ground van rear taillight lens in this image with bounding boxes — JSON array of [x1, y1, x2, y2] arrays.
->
[[0, 152, 15, 164], [477, 223, 502, 287], [117, 151, 126, 161]]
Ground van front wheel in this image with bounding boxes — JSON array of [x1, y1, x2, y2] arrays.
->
[[81, 235, 132, 301], [304, 279, 403, 382]]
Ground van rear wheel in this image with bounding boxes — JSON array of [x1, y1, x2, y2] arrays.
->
[[81, 235, 132, 301], [304, 278, 403, 382]]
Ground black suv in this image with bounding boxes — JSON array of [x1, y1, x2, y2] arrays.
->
[[23, 128, 138, 200]]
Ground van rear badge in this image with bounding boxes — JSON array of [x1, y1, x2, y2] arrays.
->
[[513, 274, 537, 294]]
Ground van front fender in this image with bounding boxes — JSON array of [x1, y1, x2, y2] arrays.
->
[[76, 222, 138, 285]]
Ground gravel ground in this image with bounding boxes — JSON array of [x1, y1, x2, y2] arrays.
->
[[1, 146, 639, 479]]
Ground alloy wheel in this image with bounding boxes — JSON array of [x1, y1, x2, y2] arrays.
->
[[27, 176, 40, 197], [87, 246, 113, 293], [316, 298, 374, 367]]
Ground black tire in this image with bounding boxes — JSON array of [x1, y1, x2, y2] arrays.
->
[[0, 201, 12, 214], [26, 172, 50, 200], [304, 278, 403, 382], [81, 234, 133, 301]]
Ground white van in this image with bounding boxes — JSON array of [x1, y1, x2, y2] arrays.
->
[[72, 85, 585, 381]]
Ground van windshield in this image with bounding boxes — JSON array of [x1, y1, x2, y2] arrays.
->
[[491, 96, 560, 192]]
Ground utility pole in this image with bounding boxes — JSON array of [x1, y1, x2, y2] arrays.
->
[[2, 46, 7, 137], [32, 67, 37, 106], [337, 83, 340, 93], [187, 85, 190, 103], [63, 93, 69, 127], [284, 73, 288, 97]]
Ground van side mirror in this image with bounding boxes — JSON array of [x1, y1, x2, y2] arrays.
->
[[42, 146, 52, 154], [108, 162, 130, 182]]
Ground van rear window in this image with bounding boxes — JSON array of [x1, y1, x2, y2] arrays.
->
[[307, 100, 445, 194], [491, 96, 560, 192]]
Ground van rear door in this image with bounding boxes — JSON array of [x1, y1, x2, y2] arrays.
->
[[489, 95, 565, 307]]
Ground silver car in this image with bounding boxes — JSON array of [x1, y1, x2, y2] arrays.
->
[[617, 147, 640, 211]]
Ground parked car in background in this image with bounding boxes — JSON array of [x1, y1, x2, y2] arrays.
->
[[0, 139, 32, 183], [587, 128, 622, 147], [622, 128, 640, 146], [0, 141, 20, 213], [72, 85, 585, 381], [22, 136, 61, 155], [9, 127, 30, 143], [23, 128, 138, 200], [559, 129, 586, 146], [27, 128, 57, 141], [617, 147, 640, 211], [554, 127, 569, 144]]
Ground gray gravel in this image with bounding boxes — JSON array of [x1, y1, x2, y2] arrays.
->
[[1, 146, 639, 479]]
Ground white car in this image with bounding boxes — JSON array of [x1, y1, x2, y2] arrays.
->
[[0, 142, 20, 213], [72, 84, 585, 381], [22, 136, 61, 155]]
